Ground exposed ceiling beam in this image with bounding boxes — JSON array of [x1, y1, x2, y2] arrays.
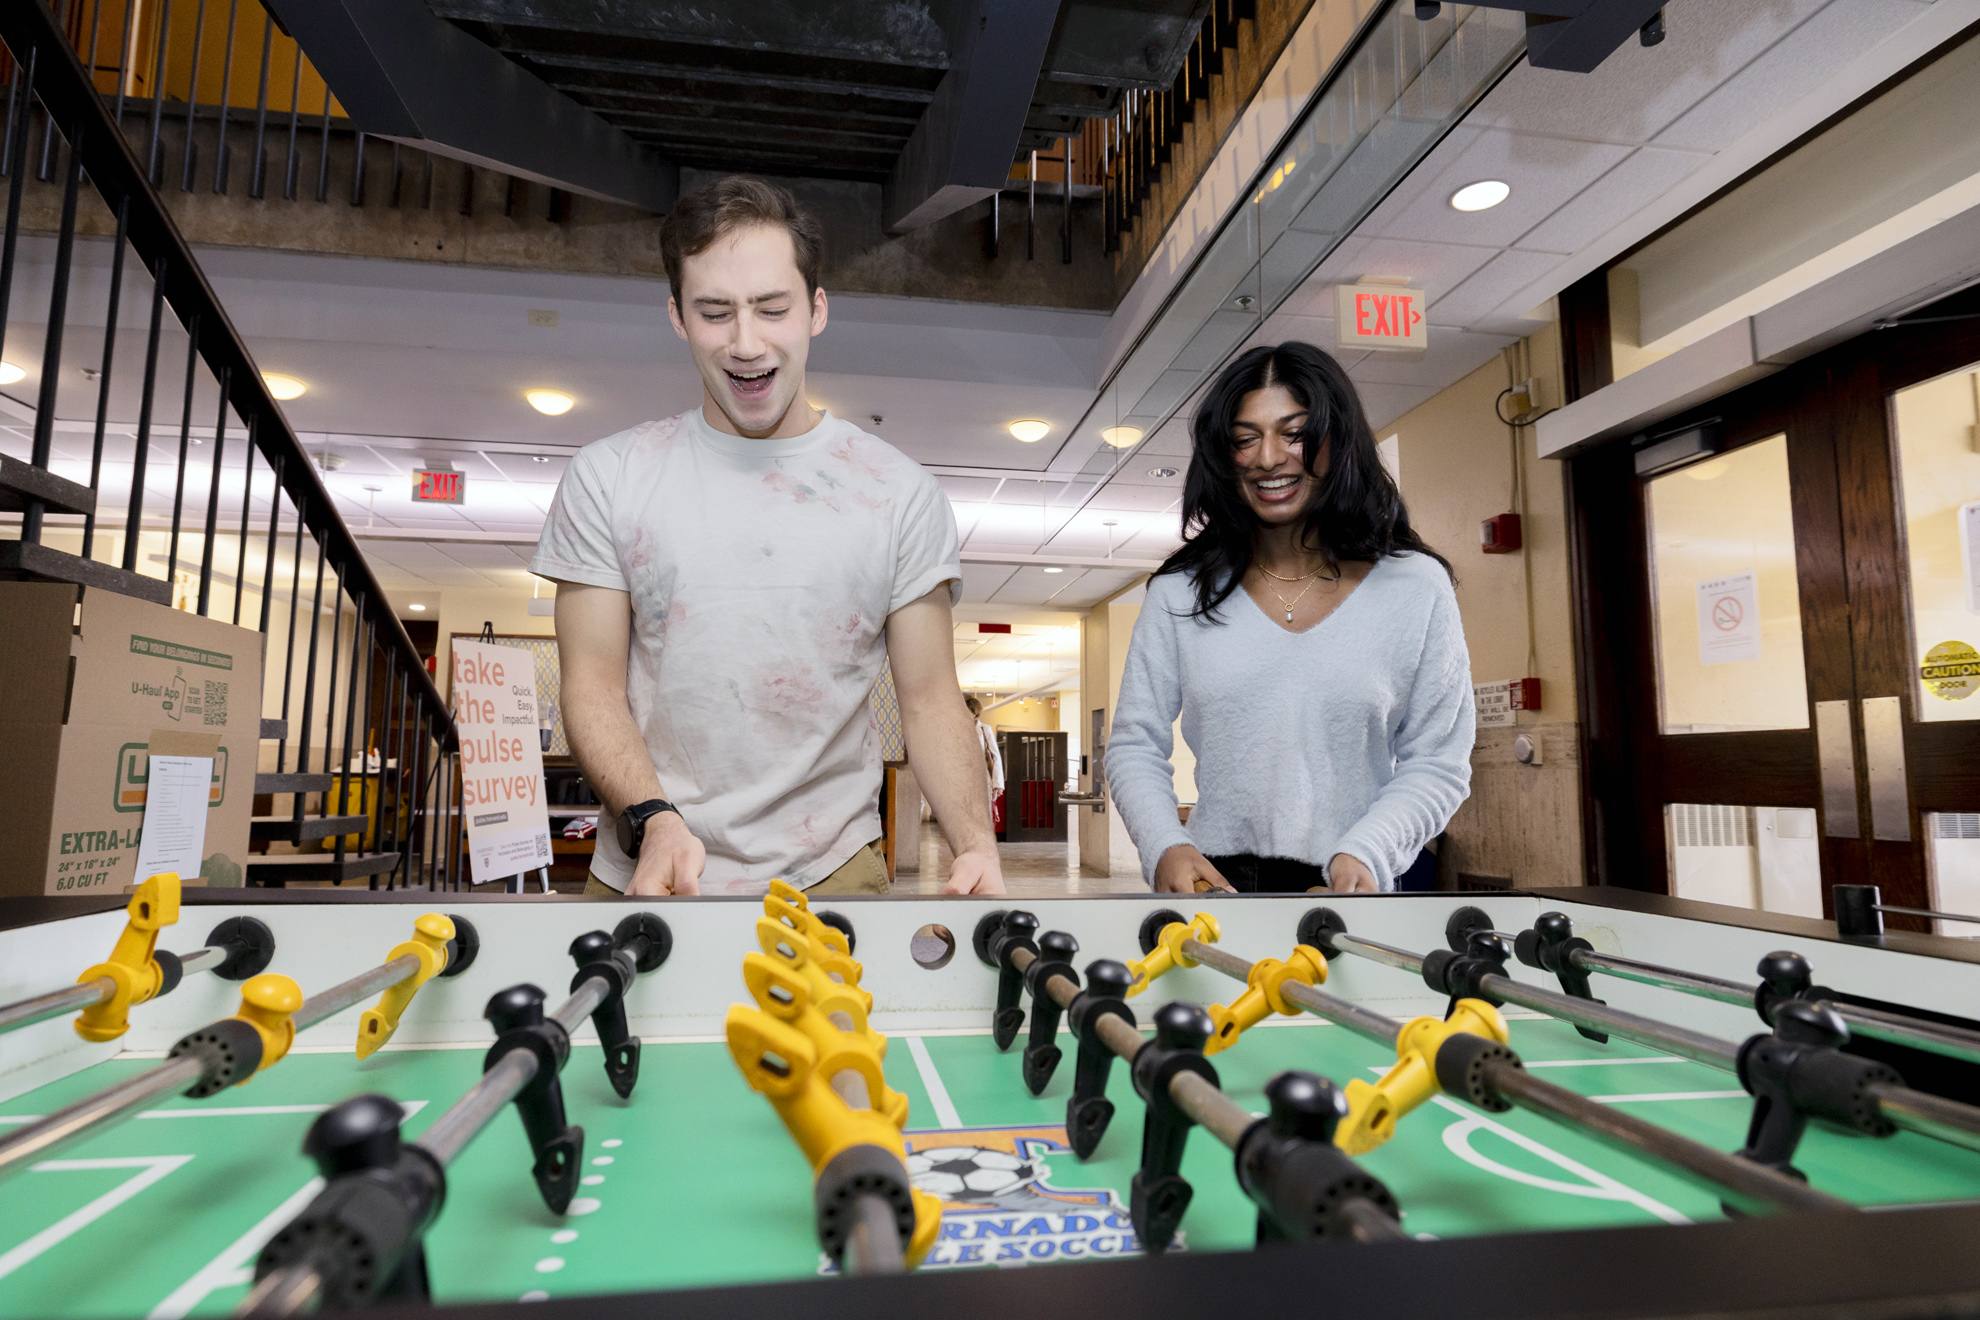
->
[[261, 0, 677, 212], [884, 0, 1064, 234]]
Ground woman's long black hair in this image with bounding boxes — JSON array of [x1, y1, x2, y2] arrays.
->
[[1156, 341, 1451, 619]]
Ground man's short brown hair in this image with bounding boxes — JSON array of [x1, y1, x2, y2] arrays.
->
[[660, 176, 824, 301]]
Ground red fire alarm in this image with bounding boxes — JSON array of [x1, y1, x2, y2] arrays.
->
[[1510, 677, 1542, 711], [1480, 512, 1522, 554]]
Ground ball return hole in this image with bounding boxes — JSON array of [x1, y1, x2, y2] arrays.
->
[[911, 924, 956, 970]]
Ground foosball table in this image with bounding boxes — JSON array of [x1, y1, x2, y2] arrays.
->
[[5, 881, 1980, 1320]]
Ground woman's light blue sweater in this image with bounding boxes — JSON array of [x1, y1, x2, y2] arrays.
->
[[1105, 553, 1475, 890]]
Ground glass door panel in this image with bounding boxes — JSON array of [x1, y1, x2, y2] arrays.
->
[[1666, 802, 1822, 917], [1891, 363, 1980, 721], [1645, 436, 1810, 734], [1928, 812, 1980, 934]]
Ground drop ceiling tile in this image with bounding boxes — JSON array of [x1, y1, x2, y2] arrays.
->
[[1465, 0, 1838, 146], [1352, 126, 1486, 239], [1654, 0, 1930, 153], [1349, 328, 1515, 388], [958, 563, 1019, 603], [1083, 483, 1185, 513], [1427, 249, 1568, 326], [937, 475, 1002, 501], [1354, 383, 1440, 432], [1517, 145, 1711, 256], [1332, 238, 1503, 303], [1372, 130, 1636, 252]]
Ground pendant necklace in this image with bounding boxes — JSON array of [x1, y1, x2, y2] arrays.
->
[[1261, 567, 1324, 624]]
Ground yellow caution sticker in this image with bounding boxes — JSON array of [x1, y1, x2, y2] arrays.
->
[[1922, 640, 1980, 701]]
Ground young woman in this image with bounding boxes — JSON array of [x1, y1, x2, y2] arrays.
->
[[1106, 342, 1473, 894]]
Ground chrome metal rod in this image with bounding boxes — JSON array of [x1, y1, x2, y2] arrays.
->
[[844, 1194, 906, 1276], [1483, 1060, 1850, 1216], [416, 1047, 538, 1166], [295, 955, 421, 1030], [1184, 938, 1403, 1048], [1332, 934, 1422, 974], [1481, 973, 1742, 1072], [178, 946, 225, 977], [1572, 950, 1752, 1008], [1571, 949, 1980, 1068], [1875, 903, 1980, 926], [548, 976, 610, 1037], [1871, 1085, 1980, 1155], [0, 979, 110, 1034], [235, 1262, 323, 1317], [0, 1055, 204, 1180], [1168, 1069, 1255, 1149]]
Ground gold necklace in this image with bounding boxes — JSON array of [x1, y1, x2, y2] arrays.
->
[[1256, 560, 1326, 583], [1261, 573, 1323, 624]]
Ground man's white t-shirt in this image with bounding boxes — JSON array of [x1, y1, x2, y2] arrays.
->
[[528, 407, 961, 894]]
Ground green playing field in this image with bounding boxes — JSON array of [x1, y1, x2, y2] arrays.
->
[[4, 1015, 1976, 1318]]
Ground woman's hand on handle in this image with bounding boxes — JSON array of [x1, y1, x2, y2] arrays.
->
[[1154, 845, 1235, 893], [1328, 853, 1379, 894]]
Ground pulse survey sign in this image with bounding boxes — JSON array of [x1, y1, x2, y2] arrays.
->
[[453, 639, 553, 884]]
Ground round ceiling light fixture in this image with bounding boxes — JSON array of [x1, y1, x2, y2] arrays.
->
[[1148, 466, 1179, 479], [1449, 180, 1511, 212], [1101, 426, 1143, 448], [408, 603, 428, 612], [1042, 566, 1064, 574], [262, 373, 306, 400], [530, 454, 552, 463], [0, 361, 26, 385], [1008, 419, 1050, 443], [526, 389, 575, 416]]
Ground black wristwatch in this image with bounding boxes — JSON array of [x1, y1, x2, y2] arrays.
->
[[616, 798, 680, 858]]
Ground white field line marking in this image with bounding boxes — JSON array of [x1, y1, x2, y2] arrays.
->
[[1426, 1093, 1691, 1226], [904, 1036, 963, 1130], [1590, 1091, 1747, 1103], [0, 1156, 195, 1281], [0, 1101, 426, 1126], [1521, 1056, 1685, 1068], [147, 1177, 327, 1320]]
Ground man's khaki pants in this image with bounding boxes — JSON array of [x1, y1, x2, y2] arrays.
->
[[583, 841, 889, 897]]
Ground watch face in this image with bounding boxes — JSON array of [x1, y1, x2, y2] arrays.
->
[[616, 809, 637, 857]]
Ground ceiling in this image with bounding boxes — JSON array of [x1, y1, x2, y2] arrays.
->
[[2, 0, 1966, 618], [430, 0, 1208, 178]]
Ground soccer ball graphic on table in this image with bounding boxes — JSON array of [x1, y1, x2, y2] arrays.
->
[[908, 1146, 1048, 1205]]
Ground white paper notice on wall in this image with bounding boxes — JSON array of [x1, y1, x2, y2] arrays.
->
[[1961, 501, 1980, 614], [454, 639, 554, 884], [1697, 571, 1762, 665], [1474, 680, 1515, 728]]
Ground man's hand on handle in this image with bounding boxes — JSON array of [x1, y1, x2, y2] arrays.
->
[[627, 812, 705, 896], [942, 845, 1005, 895]]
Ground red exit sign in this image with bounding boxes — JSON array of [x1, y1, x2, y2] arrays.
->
[[1334, 284, 1428, 351], [413, 469, 465, 504]]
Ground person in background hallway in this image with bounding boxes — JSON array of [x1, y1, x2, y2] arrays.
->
[[532, 176, 1003, 898], [965, 695, 1004, 820], [1105, 342, 1472, 894]]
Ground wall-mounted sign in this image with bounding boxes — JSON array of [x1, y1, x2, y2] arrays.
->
[[1696, 571, 1761, 665], [413, 468, 465, 504], [1335, 284, 1428, 351], [1474, 680, 1515, 728]]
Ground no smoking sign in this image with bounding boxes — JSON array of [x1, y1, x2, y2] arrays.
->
[[1697, 571, 1761, 665]]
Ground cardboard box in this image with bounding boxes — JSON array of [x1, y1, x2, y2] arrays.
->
[[0, 583, 263, 897]]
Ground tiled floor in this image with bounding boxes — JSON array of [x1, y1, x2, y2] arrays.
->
[[890, 824, 1148, 896]]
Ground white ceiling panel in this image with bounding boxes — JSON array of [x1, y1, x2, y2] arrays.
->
[[1083, 484, 1183, 514], [1373, 129, 1637, 253], [1335, 237, 1504, 300], [1515, 145, 1711, 257], [1357, 383, 1441, 432], [1351, 328, 1515, 388], [959, 562, 1019, 601], [1652, 0, 1933, 153], [1428, 249, 1572, 328]]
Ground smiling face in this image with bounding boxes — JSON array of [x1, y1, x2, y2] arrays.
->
[[1231, 383, 1326, 527], [669, 223, 829, 439]]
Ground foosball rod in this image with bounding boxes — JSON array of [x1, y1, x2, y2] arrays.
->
[[1175, 938, 1852, 1217], [1312, 930, 1980, 1157], [239, 974, 617, 1318], [1007, 944, 1405, 1244], [1519, 931, 1980, 1068], [0, 951, 427, 1181], [0, 944, 230, 1035]]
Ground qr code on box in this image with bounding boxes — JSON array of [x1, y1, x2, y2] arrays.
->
[[204, 680, 227, 726]]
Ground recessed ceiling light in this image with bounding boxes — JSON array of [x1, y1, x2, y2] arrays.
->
[[1149, 466, 1179, 478], [0, 361, 25, 385], [530, 454, 552, 463], [408, 603, 427, 611], [1008, 419, 1050, 443], [262, 373, 306, 400], [1450, 180, 1511, 212], [1101, 426, 1142, 448], [1043, 566, 1064, 574], [526, 389, 575, 416]]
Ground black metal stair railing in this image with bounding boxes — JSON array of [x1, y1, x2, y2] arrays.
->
[[0, 0, 464, 892]]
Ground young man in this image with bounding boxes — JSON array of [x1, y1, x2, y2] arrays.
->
[[529, 177, 1003, 897]]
